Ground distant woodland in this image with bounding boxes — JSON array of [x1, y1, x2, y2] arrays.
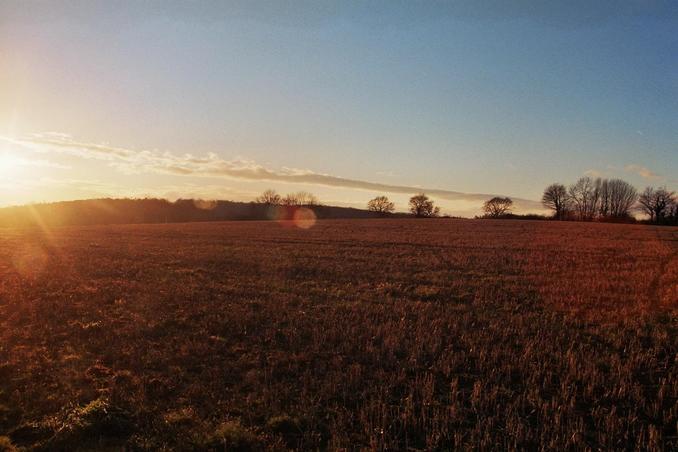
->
[[0, 198, 402, 229]]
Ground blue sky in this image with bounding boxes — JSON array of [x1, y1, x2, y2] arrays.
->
[[0, 1, 676, 215]]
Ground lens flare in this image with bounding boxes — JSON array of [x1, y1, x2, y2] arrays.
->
[[270, 206, 317, 229], [293, 207, 317, 229]]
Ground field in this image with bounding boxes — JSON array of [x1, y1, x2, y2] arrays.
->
[[0, 219, 677, 450]]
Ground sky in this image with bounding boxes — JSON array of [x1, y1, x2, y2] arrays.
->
[[0, 1, 676, 216]]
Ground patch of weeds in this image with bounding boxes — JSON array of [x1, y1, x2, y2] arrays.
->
[[160, 407, 204, 449], [200, 420, 262, 451], [8, 422, 54, 447], [0, 436, 17, 452], [163, 407, 198, 428], [46, 398, 133, 450], [0, 404, 20, 430], [267, 415, 303, 448]]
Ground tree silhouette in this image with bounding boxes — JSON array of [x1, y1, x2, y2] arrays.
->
[[605, 179, 637, 218], [367, 196, 395, 214], [638, 186, 676, 223], [282, 191, 319, 206], [483, 197, 513, 218], [255, 189, 282, 205], [408, 194, 439, 217], [542, 184, 570, 220], [568, 177, 598, 221], [545, 177, 638, 221]]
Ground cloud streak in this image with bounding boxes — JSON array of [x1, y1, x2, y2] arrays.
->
[[624, 164, 660, 181], [2, 133, 543, 210]]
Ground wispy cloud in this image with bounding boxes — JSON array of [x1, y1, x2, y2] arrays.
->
[[1, 133, 543, 210], [584, 169, 603, 178], [0, 176, 120, 193], [0, 151, 70, 170], [19, 159, 70, 170], [624, 164, 660, 180], [584, 163, 675, 183]]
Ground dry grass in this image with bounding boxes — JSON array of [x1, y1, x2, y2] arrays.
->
[[0, 219, 676, 450]]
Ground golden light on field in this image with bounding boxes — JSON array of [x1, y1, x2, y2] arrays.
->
[[12, 243, 49, 279]]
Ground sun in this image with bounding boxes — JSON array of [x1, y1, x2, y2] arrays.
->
[[0, 152, 23, 175]]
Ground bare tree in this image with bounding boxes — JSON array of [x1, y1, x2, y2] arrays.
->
[[409, 193, 439, 217], [542, 183, 570, 220], [638, 186, 676, 222], [638, 187, 654, 220], [591, 177, 604, 218], [367, 196, 395, 214], [282, 191, 319, 206], [598, 179, 611, 218], [483, 197, 513, 218], [568, 177, 598, 221], [282, 194, 298, 206], [667, 203, 678, 225], [606, 179, 637, 218], [297, 191, 319, 206], [255, 189, 281, 205]]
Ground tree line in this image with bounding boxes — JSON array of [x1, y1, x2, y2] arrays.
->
[[542, 177, 676, 224], [255, 189, 443, 217], [255, 189, 320, 206], [1, 182, 673, 229], [0, 197, 394, 228], [255, 181, 677, 225]]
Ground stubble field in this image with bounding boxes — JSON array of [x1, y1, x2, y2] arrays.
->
[[0, 219, 677, 450]]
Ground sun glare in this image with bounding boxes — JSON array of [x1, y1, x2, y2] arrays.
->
[[0, 152, 22, 175]]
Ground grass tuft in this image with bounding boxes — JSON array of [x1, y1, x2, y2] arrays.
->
[[46, 398, 133, 449], [201, 421, 262, 451], [0, 436, 16, 452]]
